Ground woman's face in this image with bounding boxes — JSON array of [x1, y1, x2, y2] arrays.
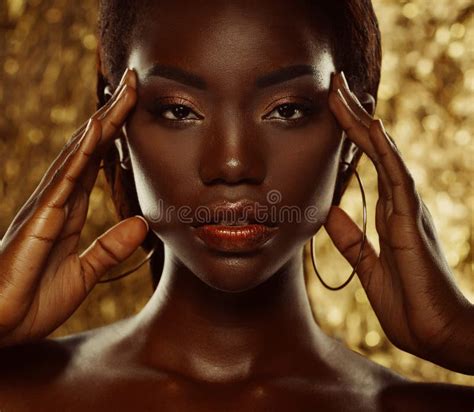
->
[[123, 0, 344, 292]]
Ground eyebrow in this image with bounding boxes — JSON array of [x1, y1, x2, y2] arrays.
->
[[143, 63, 318, 90], [255, 64, 319, 88]]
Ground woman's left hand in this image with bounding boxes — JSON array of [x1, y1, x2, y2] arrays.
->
[[325, 71, 474, 375]]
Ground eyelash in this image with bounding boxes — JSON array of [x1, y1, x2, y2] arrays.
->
[[147, 99, 315, 124], [264, 102, 314, 123]]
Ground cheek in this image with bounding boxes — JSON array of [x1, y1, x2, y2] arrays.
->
[[124, 111, 200, 230], [265, 117, 342, 217]]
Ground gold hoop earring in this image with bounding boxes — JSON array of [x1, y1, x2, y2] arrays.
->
[[310, 160, 367, 291], [98, 246, 156, 284]]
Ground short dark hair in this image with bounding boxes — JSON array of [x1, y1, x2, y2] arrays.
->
[[96, 1, 382, 287]]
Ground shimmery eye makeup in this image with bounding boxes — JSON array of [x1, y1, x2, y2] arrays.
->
[[264, 101, 316, 123], [145, 96, 204, 125]]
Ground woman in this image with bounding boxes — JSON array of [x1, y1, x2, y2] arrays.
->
[[0, 0, 472, 410]]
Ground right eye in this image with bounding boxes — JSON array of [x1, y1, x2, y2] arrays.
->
[[152, 104, 202, 121], [146, 96, 204, 123]]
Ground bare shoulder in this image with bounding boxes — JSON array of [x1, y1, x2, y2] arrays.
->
[[305, 337, 474, 411], [0, 332, 85, 381], [0, 319, 139, 410], [0, 317, 140, 379], [351, 348, 474, 411]]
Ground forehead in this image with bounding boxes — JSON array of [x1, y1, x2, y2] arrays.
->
[[129, 0, 334, 89]]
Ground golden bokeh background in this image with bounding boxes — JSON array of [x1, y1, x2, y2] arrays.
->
[[0, 0, 472, 386]]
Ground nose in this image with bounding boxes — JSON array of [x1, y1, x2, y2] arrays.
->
[[199, 112, 266, 186]]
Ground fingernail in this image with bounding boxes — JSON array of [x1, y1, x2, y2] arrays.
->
[[83, 117, 95, 137], [336, 88, 363, 123], [98, 84, 128, 120], [340, 71, 350, 90], [116, 83, 127, 100], [119, 67, 130, 86], [85, 117, 93, 132], [376, 118, 386, 133], [336, 88, 351, 111], [105, 83, 125, 107], [78, 117, 94, 145], [135, 215, 149, 232]]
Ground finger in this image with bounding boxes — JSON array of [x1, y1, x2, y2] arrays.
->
[[53, 135, 104, 249], [38, 71, 136, 206], [372, 152, 394, 204], [4, 119, 103, 282], [333, 72, 410, 209], [36, 154, 102, 278], [64, 67, 135, 146], [323, 205, 380, 293], [328, 88, 379, 162], [12, 69, 132, 213], [40, 118, 102, 210], [369, 119, 421, 219], [95, 82, 137, 155], [78, 147, 102, 195], [79, 216, 149, 291], [375, 199, 402, 278], [329, 89, 394, 204], [332, 71, 373, 129], [65, 83, 127, 146], [2, 71, 135, 249], [51, 70, 130, 162]]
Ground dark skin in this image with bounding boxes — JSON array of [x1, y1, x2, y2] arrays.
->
[[0, 1, 473, 410]]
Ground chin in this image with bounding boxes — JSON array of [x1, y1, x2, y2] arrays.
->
[[191, 252, 277, 293]]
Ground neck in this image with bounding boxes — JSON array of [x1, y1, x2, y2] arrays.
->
[[125, 245, 333, 384]]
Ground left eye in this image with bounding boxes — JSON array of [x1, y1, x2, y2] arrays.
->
[[154, 104, 201, 121], [265, 103, 313, 121]]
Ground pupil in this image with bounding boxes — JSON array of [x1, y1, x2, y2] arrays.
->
[[173, 105, 190, 118], [278, 104, 296, 118]]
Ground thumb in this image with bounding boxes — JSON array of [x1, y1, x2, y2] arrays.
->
[[79, 216, 149, 291], [323, 205, 378, 291]]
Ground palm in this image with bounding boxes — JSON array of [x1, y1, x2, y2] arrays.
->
[[15, 183, 97, 340]]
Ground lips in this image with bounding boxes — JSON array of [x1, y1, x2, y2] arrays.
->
[[192, 223, 279, 253], [190, 198, 278, 252], [191, 199, 276, 228]]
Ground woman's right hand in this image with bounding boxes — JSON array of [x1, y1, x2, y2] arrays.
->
[[0, 68, 148, 348]]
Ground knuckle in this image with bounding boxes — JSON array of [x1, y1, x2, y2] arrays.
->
[[369, 118, 380, 133], [78, 146, 92, 159], [63, 172, 76, 185], [341, 233, 365, 257], [50, 166, 62, 184], [96, 237, 121, 266], [106, 117, 121, 131], [378, 148, 390, 160], [77, 259, 94, 295]]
